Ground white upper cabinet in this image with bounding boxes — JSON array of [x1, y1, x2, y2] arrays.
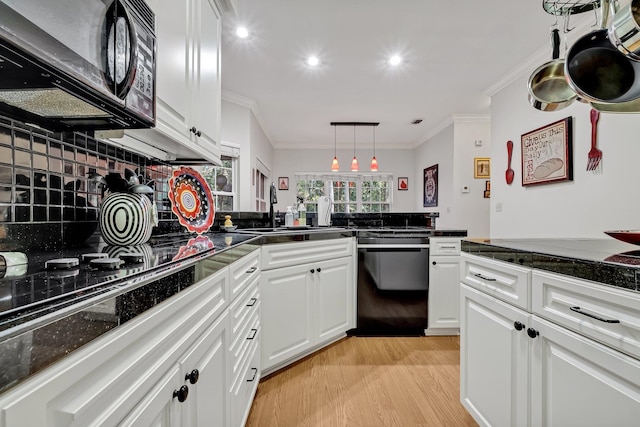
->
[[121, 0, 222, 164]]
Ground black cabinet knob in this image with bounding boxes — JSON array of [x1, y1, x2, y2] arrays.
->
[[185, 369, 199, 384], [190, 126, 202, 137], [432, 261, 436, 265], [317, 267, 321, 273], [173, 385, 189, 402], [514, 321, 525, 331], [527, 328, 539, 339], [310, 269, 315, 273]]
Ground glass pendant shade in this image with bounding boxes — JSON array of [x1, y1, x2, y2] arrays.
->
[[370, 156, 378, 171], [351, 156, 359, 171], [331, 156, 340, 171]]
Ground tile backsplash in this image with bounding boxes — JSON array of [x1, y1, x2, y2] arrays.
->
[[0, 116, 177, 251]]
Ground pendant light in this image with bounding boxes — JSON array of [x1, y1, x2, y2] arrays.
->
[[370, 125, 378, 171], [351, 125, 359, 171], [331, 124, 340, 171]]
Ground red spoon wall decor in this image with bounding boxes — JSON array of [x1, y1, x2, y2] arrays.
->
[[506, 140, 515, 185]]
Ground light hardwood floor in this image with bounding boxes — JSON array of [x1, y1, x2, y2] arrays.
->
[[246, 336, 477, 427]]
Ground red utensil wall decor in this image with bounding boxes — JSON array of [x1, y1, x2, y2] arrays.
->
[[586, 109, 602, 171], [506, 140, 515, 185]]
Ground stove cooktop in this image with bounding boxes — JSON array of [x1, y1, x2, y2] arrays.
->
[[0, 232, 257, 321]]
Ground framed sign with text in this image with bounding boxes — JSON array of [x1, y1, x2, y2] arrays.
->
[[423, 164, 438, 207], [521, 117, 573, 186]]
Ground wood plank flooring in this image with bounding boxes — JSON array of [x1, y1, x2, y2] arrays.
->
[[246, 336, 477, 427]]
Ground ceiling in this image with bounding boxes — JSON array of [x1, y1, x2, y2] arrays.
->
[[220, 1, 591, 150]]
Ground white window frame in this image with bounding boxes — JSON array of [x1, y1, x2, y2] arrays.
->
[[295, 172, 393, 213]]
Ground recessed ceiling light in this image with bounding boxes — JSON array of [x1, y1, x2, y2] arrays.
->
[[388, 55, 402, 66], [235, 27, 250, 39], [306, 56, 320, 67]]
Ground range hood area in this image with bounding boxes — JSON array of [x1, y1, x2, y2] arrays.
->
[[98, 128, 217, 164]]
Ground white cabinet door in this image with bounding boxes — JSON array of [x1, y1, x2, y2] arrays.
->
[[315, 256, 354, 344], [180, 311, 229, 427], [191, 0, 221, 164], [460, 284, 530, 427], [427, 254, 460, 333], [261, 264, 314, 371], [145, 0, 191, 144], [530, 316, 640, 427], [119, 366, 182, 427]]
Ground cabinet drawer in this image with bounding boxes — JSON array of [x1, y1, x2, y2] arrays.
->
[[460, 253, 531, 311], [231, 334, 260, 427], [261, 238, 353, 271], [228, 278, 259, 343], [532, 270, 640, 359], [229, 249, 260, 300], [429, 238, 461, 256], [230, 308, 260, 386]]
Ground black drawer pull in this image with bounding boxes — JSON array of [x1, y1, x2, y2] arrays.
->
[[185, 369, 199, 384], [473, 273, 496, 282], [173, 385, 189, 402], [514, 321, 525, 331], [245, 266, 257, 274], [316, 267, 321, 273], [247, 367, 258, 382], [247, 328, 258, 340], [246, 297, 257, 307], [569, 306, 620, 324]]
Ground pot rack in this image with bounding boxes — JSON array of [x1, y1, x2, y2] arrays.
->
[[542, 0, 601, 15]]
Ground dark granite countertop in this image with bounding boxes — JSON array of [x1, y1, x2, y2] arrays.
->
[[462, 238, 640, 294], [0, 226, 467, 395], [0, 228, 352, 395]]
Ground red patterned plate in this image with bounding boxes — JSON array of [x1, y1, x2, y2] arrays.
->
[[168, 167, 214, 234], [604, 230, 640, 246]]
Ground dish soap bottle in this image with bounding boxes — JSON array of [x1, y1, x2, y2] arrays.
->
[[285, 206, 294, 226], [298, 201, 306, 226], [224, 215, 233, 227]]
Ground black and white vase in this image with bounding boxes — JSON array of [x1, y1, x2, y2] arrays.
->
[[99, 193, 158, 246]]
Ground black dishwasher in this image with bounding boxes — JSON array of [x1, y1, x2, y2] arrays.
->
[[351, 229, 430, 336]]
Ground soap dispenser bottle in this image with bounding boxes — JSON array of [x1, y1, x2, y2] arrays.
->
[[285, 206, 294, 226], [298, 200, 306, 226]]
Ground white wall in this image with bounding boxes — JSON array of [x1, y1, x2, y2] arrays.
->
[[452, 117, 491, 238], [413, 118, 491, 238], [272, 148, 415, 212], [490, 73, 640, 238], [221, 100, 274, 211]]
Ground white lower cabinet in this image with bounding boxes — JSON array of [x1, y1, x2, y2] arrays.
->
[[460, 284, 529, 427], [260, 238, 355, 374], [530, 316, 640, 427], [0, 248, 261, 427], [461, 253, 640, 427], [122, 311, 229, 427]]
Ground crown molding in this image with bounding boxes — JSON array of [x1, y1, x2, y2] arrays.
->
[[452, 114, 491, 123], [411, 116, 454, 148]]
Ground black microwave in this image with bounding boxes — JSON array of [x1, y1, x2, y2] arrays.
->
[[0, 0, 155, 131]]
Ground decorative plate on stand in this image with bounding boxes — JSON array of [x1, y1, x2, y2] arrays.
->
[[168, 166, 214, 234]]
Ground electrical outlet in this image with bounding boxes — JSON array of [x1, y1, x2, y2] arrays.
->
[[496, 202, 503, 212], [446, 207, 451, 213]]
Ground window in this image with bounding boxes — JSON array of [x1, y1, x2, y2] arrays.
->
[[295, 173, 392, 213], [199, 155, 237, 211], [255, 169, 266, 212]]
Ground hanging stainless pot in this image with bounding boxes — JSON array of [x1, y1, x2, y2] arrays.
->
[[528, 28, 577, 110], [566, 0, 640, 103], [591, 97, 640, 112], [609, 0, 640, 61]]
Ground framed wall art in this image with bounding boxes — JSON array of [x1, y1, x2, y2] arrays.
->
[[521, 117, 573, 186], [474, 158, 491, 179], [278, 177, 289, 190], [398, 177, 408, 191], [423, 164, 438, 207]]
